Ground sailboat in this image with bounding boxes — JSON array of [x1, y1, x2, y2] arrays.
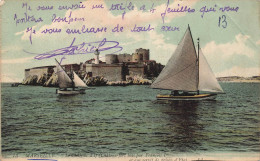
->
[[151, 25, 224, 100], [55, 59, 87, 95]]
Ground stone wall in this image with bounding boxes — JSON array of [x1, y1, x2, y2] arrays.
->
[[23, 66, 54, 85], [24, 66, 54, 79], [118, 54, 132, 63], [105, 54, 119, 64], [128, 64, 145, 78], [86, 64, 124, 82]]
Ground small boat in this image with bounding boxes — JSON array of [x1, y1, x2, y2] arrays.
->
[[55, 59, 87, 95], [151, 25, 224, 100]]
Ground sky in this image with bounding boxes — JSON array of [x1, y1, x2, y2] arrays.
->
[[1, 0, 260, 82]]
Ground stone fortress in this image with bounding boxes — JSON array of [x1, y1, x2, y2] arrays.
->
[[22, 48, 164, 86]]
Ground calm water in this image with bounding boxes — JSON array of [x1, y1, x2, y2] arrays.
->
[[1, 83, 260, 157]]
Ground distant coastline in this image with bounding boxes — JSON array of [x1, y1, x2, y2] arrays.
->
[[217, 76, 260, 83]]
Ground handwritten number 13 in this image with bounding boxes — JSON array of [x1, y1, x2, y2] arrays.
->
[[218, 15, 227, 28]]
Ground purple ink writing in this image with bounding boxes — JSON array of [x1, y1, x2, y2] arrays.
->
[[127, 2, 134, 10], [161, 25, 180, 32], [26, 38, 122, 60], [26, 27, 36, 44], [52, 11, 85, 25], [14, 13, 43, 26], [37, 5, 54, 11], [131, 24, 154, 32], [167, 4, 195, 13], [58, 2, 85, 10], [14, 3, 43, 26], [109, 3, 125, 11], [161, 0, 195, 23], [41, 28, 62, 34], [112, 24, 124, 32], [150, 3, 156, 13], [140, 5, 146, 11], [218, 15, 227, 28], [219, 6, 239, 12], [109, 2, 134, 20], [92, 4, 104, 9], [65, 25, 107, 35], [200, 5, 217, 18], [22, 3, 32, 12]]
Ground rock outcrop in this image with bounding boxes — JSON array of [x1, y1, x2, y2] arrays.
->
[[84, 76, 107, 86], [22, 75, 38, 85], [22, 74, 153, 87], [43, 73, 58, 87]]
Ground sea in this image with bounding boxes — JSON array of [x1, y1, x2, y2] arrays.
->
[[1, 83, 260, 158]]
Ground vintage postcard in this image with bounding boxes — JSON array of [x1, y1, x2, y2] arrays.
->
[[1, 0, 259, 160]]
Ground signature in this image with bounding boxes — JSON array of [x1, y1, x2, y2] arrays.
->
[[24, 38, 123, 60]]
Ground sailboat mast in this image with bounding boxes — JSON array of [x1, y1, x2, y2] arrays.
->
[[71, 67, 75, 89], [197, 38, 200, 95]]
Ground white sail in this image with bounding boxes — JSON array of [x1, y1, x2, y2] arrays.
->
[[73, 71, 87, 87], [151, 27, 198, 91], [199, 50, 223, 93], [56, 60, 73, 88]]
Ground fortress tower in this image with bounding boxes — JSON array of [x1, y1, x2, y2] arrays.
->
[[132, 48, 149, 62], [105, 54, 119, 64]]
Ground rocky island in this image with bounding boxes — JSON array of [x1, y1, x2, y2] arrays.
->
[[22, 48, 164, 87]]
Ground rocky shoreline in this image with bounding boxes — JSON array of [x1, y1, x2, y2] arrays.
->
[[217, 76, 260, 83], [19, 75, 260, 86], [22, 74, 152, 87]]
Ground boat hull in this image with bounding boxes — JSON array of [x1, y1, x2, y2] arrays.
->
[[56, 89, 86, 95], [156, 93, 217, 100]]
